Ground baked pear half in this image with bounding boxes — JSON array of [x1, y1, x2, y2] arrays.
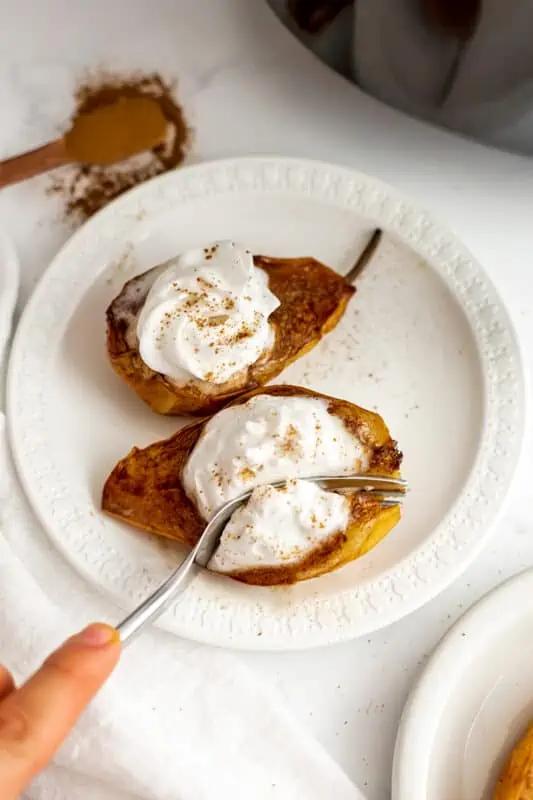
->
[[106, 252, 354, 416], [102, 385, 403, 586], [495, 721, 533, 800]]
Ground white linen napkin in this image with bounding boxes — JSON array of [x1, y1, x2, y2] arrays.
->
[[0, 249, 364, 799]]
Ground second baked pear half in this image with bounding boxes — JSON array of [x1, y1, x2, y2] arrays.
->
[[102, 385, 403, 586], [106, 240, 354, 415]]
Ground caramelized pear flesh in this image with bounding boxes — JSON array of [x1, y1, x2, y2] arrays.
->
[[495, 721, 533, 800], [106, 255, 354, 416]]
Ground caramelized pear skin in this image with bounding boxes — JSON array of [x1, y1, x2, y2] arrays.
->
[[102, 385, 403, 585], [106, 255, 354, 416]]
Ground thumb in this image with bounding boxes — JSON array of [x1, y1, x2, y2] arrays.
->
[[0, 623, 121, 798]]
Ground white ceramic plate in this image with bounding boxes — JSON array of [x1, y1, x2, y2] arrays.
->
[[393, 569, 533, 799], [0, 230, 19, 369], [6, 157, 525, 649]]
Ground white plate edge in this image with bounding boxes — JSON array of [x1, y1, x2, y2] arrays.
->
[[392, 568, 533, 800], [5, 155, 528, 650]]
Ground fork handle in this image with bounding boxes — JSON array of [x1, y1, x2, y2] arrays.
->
[[116, 496, 243, 644], [116, 544, 201, 645]]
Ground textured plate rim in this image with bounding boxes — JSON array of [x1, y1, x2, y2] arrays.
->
[[0, 230, 20, 363], [392, 568, 533, 800], [6, 155, 526, 650]]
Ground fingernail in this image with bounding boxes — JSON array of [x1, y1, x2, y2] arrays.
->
[[75, 623, 120, 647]]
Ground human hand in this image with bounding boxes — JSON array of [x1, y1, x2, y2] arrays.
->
[[0, 623, 121, 799]]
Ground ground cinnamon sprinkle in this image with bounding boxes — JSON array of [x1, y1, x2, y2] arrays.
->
[[49, 72, 191, 222]]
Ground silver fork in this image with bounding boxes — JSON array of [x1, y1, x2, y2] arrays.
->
[[116, 473, 407, 645]]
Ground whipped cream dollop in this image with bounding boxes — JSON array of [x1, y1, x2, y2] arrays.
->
[[208, 479, 350, 573], [182, 394, 370, 521], [137, 241, 280, 384]]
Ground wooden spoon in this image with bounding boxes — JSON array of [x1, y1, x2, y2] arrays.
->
[[0, 95, 168, 189]]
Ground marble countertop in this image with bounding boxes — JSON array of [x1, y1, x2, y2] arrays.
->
[[0, 1, 532, 798]]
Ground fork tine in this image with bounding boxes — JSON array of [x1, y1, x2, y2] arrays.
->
[[378, 495, 405, 506], [359, 489, 405, 496], [315, 475, 408, 493], [358, 490, 405, 505]]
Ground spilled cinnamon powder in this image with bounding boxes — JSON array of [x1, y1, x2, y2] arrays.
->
[[49, 72, 191, 222]]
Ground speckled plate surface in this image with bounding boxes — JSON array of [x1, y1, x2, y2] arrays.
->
[[6, 157, 525, 649]]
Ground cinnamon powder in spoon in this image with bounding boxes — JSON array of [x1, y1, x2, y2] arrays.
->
[[64, 95, 168, 166], [49, 72, 190, 222]]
